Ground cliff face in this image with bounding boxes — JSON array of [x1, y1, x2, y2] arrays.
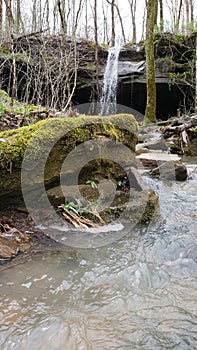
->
[[0, 32, 196, 119], [116, 33, 196, 119]]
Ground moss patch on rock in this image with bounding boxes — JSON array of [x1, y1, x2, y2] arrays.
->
[[0, 114, 138, 200]]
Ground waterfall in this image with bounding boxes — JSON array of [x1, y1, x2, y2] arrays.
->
[[100, 46, 121, 116]]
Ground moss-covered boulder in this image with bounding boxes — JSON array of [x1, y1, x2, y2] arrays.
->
[[0, 114, 138, 201]]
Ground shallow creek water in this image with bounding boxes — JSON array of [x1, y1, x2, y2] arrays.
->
[[0, 161, 197, 350]]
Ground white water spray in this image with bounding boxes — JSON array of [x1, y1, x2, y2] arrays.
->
[[100, 46, 121, 116]]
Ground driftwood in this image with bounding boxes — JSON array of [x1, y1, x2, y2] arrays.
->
[[162, 114, 197, 145], [58, 205, 106, 230]]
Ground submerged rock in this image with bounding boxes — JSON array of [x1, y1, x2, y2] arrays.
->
[[149, 160, 187, 181]]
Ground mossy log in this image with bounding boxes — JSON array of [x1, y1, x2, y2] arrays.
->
[[0, 114, 138, 201]]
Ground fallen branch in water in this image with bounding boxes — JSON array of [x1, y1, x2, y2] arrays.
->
[[58, 205, 105, 230], [162, 114, 197, 146]]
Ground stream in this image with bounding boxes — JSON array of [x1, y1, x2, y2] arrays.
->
[[0, 159, 197, 349]]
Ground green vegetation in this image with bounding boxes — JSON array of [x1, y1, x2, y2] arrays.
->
[[0, 48, 28, 63], [60, 200, 84, 216], [0, 113, 138, 171], [86, 180, 97, 189], [0, 112, 138, 199], [0, 89, 40, 117]]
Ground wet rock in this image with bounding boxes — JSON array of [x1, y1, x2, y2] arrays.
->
[[46, 167, 158, 226], [137, 134, 169, 152], [102, 188, 158, 224], [135, 147, 150, 156], [47, 184, 99, 206], [136, 151, 181, 168], [149, 160, 187, 181]]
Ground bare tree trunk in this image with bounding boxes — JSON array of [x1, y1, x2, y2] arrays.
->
[[154, 0, 158, 25], [64, 0, 83, 108], [16, 0, 24, 33], [141, 5, 146, 41], [94, 0, 100, 101], [0, 0, 2, 34], [195, 34, 197, 113], [189, 0, 194, 21], [73, 0, 84, 36], [102, 0, 109, 44], [159, 0, 164, 32], [39, 0, 42, 31], [176, 0, 183, 33], [113, 2, 126, 44], [4, 0, 14, 34], [53, 1, 58, 34], [144, 0, 157, 124], [57, 0, 67, 34], [45, 0, 50, 32], [11, 53, 16, 105], [106, 0, 115, 46], [184, 0, 190, 28], [127, 0, 137, 42], [32, 0, 37, 32], [85, 0, 89, 39], [16, 0, 20, 32], [111, 0, 115, 46]]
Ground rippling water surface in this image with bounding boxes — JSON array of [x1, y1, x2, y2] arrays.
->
[[0, 163, 197, 349]]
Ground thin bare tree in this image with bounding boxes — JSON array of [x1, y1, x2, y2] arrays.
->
[[0, 0, 2, 34], [159, 0, 164, 32], [195, 33, 197, 112], [144, 0, 157, 124], [106, 0, 115, 46], [57, 0, 67, 34], [93, 0, 100, 100], [127, 0, 137, 42], [4, 0, 14, 34]]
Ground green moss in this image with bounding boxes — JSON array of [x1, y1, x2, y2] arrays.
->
[[173, 34, 185, 42], [0, 48, 28, 62], [86, 64, 97, 70], [100, 43, 109, 50], [88, 41, 96, 52], [124, 41, 136, 48], [0, 89, 40, 117], [140, 190, 159, 223], [0, 114, 138, 171], [100, 188, 158, 224]]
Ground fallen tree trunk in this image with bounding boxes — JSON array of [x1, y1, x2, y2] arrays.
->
[[162, 115, 197, 138], [162, 115, 197, 146]]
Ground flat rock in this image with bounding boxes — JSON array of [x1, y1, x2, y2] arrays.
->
[[136, 151, 181, 168]]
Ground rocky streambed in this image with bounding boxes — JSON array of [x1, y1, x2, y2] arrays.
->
[[0, 111, 158, 264], [0, 104, 197, 265]]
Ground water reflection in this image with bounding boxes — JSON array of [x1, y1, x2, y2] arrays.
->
[[1, 167, 197, 349]]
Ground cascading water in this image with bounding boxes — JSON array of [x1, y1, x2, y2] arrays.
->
[[100, 46, 121, 116]]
